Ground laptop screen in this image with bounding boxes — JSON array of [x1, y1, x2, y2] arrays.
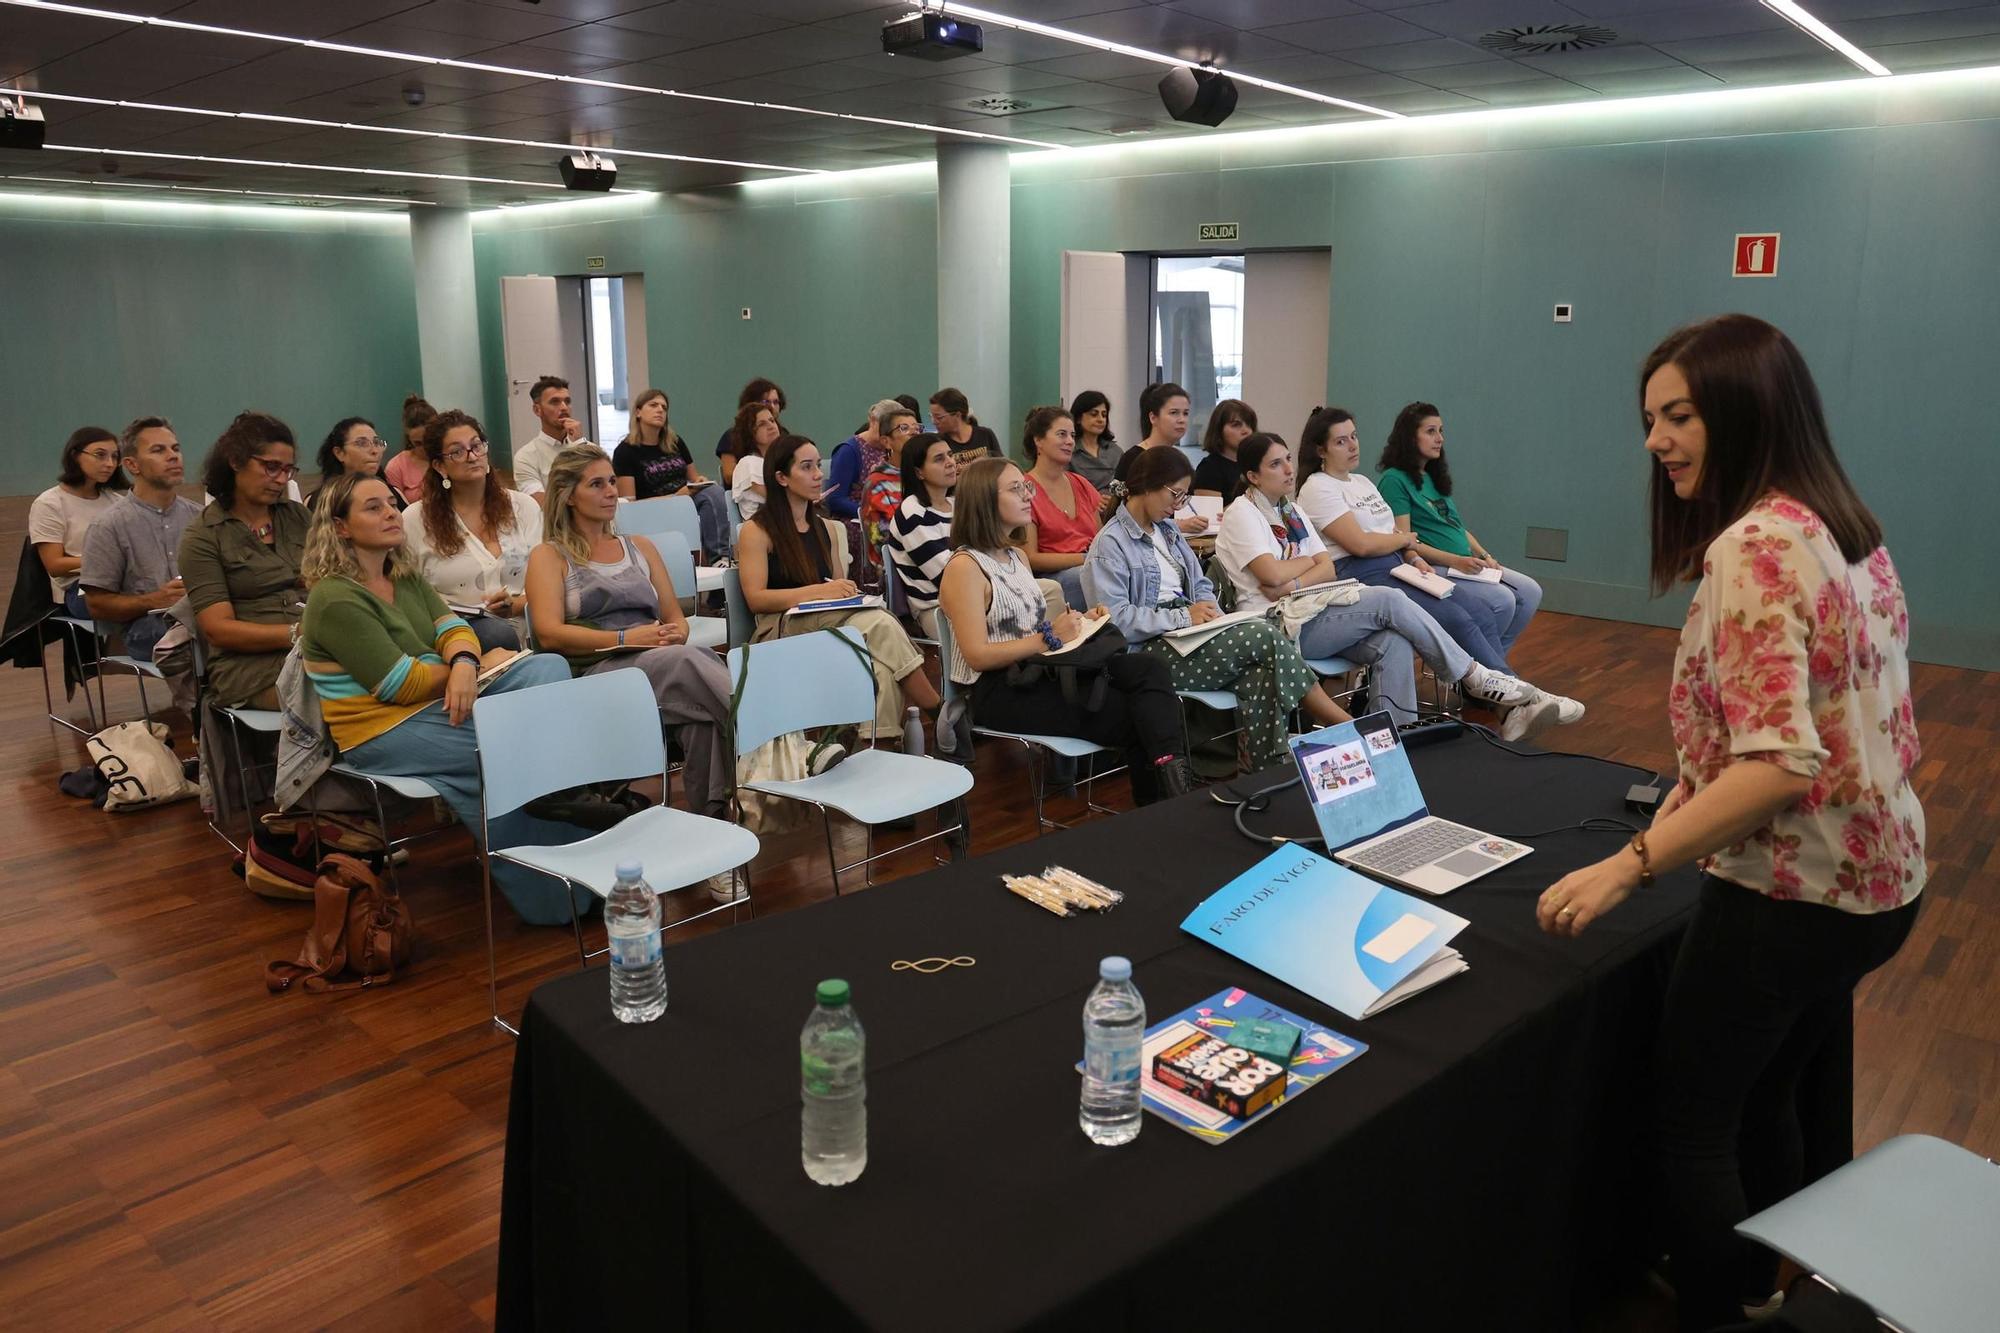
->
[[1288, 712, 1430, 852]]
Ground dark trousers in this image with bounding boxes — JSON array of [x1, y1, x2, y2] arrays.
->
[[970, 653, 1184, 803], [1656, 876, 1918, 1330]]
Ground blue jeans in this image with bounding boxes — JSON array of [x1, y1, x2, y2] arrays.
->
[[341, 654, 596, 926], [1337, 553, 1513, 671], [692, 483, 730, 561], [1050, 565, 1088, 611], [1294, 586, 1473, 722], [1440, 566, 1542, 660]]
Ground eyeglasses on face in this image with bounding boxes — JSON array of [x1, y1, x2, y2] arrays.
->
[[1166, 485, 1191, 506], [250, 456, 298, 480], [79, 449, 119, 465], [442, 438, 489, 463], [1001, 480, 1037, 500], [347, 436, 389, 451]]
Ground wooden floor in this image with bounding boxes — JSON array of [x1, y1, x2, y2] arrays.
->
[[1, 612, 1993, 1331]]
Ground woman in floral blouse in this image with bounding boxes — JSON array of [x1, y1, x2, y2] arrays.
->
[[1536, 314, 1923, 1331]]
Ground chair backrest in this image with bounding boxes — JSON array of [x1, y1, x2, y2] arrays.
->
[[473, 667, 665, 819], [724, 627, 874, 754], [655, 537, 698, 608], [618, 495, 699, 551], [721, 567, 753, 648], [934, 605, 964, 707], [724, 488, 742, 540]]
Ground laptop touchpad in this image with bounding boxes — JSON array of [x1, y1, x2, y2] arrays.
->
[[1436, 850, 1498, 877]]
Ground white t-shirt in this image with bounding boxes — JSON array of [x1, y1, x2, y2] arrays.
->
[[513, 431, 585, 497], [1214, 493, 1325, 614], [405, 488, 544, 609], [731, 453, 766, 520], [1297, 471, 1396, 562], [28, 485, 123, 598], [1150, 528, 1184, 600]]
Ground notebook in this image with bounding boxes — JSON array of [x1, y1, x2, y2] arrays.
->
[[1184, 494, 1224, 535], [1388, 564, 1454, 598], [786, 594, 886, 616], [1447, 566, 1503, 584], [1289, 712, 1530, 895]]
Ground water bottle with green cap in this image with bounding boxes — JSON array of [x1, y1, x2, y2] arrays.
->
[[801, 977, 866, 1185]]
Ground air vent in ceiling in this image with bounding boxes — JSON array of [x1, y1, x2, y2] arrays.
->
[[955, 94, 1063, 117], [1478, 23, 1617, 54]]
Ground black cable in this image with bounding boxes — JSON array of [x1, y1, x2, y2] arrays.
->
[[1456, 716, 1664, 782], [1495, 816, 1644, 840], [1210, 776, 1323, 847]]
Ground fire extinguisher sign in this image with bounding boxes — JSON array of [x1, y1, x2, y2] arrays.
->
[[1734, 233, 1780, 278]]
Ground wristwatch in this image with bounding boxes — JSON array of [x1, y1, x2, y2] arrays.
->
[[450, 651, 480, 671]]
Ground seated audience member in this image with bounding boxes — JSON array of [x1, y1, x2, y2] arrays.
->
[[381, 394, 435, 503], [1113, 387, 1206, 545], [31, 426, 129, 614], [824, 400, 911, 521], [298, 473, 584, 926], [1192, 399, 1257, 502], [613, 388, 729, 561], [178, 412, 310, 710], [1020, 406, 1104, 611], [736, 434, 940, 741], [1377, 401, 1544, 661], [405, 410, 541, 653], [929, 387, 1000, 465], [1086, 445, 1349, 770], [1216, 433, 1578, 740], [1067, 389, 1122, 490], [511, 376, 587, 497], [939, 458, 1192, 802], [80, 416, 199, 667], [885, 432, 959, 637], [1297, 406, 1555, 686], [716, 378, 785, 487], [525, 445, 737, 857], [309, 417, 402, 511], [728, 400, 781, 522]]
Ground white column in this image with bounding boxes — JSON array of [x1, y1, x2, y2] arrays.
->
[[408, 206, 482, 412], [935, 141, 1011, 438]]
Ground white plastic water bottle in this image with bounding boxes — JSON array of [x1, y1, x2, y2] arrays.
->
[[801, 978, 866, 1185], [901, 704, 925, 757], [605, 861, 666, 1023], [1080, 956, 1146, 1145]]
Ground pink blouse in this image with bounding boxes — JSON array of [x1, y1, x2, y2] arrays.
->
[[1669, 493, 1925, 913], [1029, 472, 1104, 554]]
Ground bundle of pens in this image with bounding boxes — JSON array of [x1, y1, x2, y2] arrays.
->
[[1000, 866, 1123, 917]]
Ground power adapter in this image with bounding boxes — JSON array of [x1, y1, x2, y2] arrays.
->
[[1625, 777, 1666, 815]]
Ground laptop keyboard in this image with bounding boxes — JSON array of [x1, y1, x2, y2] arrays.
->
[[1344, 820, 1484, 877]]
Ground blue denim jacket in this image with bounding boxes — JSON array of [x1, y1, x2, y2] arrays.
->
[[1082, 504, 1216, 643]]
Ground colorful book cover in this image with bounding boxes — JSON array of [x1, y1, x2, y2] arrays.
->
[[1081, 987, 1369, 1145], [1180, 845, 1471, 1020]]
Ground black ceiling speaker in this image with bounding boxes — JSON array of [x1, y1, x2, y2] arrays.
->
[[558, 151, 616, 192], [1158, 67, 1237, 128], [1, 100, 47, 150]]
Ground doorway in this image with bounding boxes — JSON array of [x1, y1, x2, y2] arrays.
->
[[499, 273, 649, 458], [1150, 254, 1245, 444]]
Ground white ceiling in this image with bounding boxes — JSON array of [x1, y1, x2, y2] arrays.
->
[[4, 0, 1999, 209]]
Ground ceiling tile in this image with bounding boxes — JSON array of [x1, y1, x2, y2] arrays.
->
[[597, 3, 799, 43], [1693, 50, 1873, 80], [1392, 0, 1605, 39], [1404, 57, 1564, 85], [1841, 5, 2000, 43], [1872, 29, 2000, 64], [1337, 37, 1509, 69], [1262, 12, 1442, 52], [1515, 43, 1688, 73], [1600, 7, 1790, 41], [1166, 0, 1371, 25], [395, 1, 582, 43], [1572, 64, 1727, 92]]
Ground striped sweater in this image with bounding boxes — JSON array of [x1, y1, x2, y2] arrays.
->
[[299, 573, 482, 750], [887, 494, 953, 613]]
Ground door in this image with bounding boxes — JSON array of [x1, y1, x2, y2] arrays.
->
[[500, 275, 584, 457]]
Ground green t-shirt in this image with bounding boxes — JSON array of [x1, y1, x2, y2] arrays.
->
[[1376, 467, 1472, 558]]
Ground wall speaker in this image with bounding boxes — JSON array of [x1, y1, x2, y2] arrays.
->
[[1157, 68, 1237, 128], [558, 152, 617, 192], [1, 101, 47, 151]]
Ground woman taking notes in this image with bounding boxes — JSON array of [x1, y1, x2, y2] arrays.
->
[[1085, 445, 1350, 770], [405, 410, 541, 653], [1536, 315, 1924, 1331]]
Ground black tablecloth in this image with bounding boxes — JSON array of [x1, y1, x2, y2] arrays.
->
[[497, 732, 1694, 1332]]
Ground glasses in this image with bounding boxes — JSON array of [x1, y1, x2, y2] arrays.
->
[[1002, 481, 1037, 500], [347, 436, 389, 450], [761, 395, 782, 409], [1166, 486, 1191, 507], [890, 421, 919, 435], [442, 438, 489, 463], [79, 449, 119, 465], [250, 456, 298, 480]]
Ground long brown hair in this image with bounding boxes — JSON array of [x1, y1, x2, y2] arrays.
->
[[1297, 406, 1355, 486], [730, 401, 775, 458], [1201, 399, 1257, 455], [623, 387, 685, 455], [950, 458, 1029, 553], [417, 409, 516, 557], [1642, 314, 1882, 593], [750, 434, 833, 585], [1020, 405, 1071, 461], [1099, 443, 1193, 524], [1379, 401, 1450, 497]]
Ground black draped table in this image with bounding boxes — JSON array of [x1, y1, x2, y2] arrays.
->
[[497, 732, 1694, 1332]]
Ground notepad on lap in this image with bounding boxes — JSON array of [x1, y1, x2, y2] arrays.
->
[[786, 594, 886, 616], [1185, 495, 1223, 535], [1042, 612, 1111, 656], [1160, 607, 1267, 654], [1388, 564, 1454, 598], [1447, 566, 1503, 584]]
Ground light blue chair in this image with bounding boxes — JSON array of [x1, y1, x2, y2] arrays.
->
[[721, 566, 753, 649], [617, 494, 700, 553], [474, 668, 760, 1034], [727, 627, 971, 892], [935, 610, 1122, 834], [656, 538, 727, 651], [724, 487, 743, 543], [1304, 653, 1369, 716], [44, 614, 105, 735]]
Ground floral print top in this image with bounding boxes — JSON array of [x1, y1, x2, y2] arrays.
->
[[1669, 493, 1925, 913]]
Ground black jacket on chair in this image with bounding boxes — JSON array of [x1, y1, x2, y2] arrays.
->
[[2, 532, 96, 693]]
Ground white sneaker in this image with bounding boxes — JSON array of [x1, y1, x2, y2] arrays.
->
[[1546, 693, 1586, 725], [1498, 697, 1561, 742], [708, 873, 747, 904], [1460, 665, 1536, 709]]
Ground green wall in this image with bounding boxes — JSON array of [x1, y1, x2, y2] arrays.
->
[[0, 196, 420, 492]]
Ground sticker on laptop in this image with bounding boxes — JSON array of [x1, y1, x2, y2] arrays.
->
[[1302, 742, 1378, 804]]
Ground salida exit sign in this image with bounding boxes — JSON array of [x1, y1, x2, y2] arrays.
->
[[1734, 233, 1779, 277]]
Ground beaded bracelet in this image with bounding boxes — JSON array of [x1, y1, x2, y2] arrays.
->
[[1034, 619, 1063, 652]]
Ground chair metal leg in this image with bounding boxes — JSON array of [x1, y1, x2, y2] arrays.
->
[[565, 876, 589, 968], [481, 856, 518, 1037], [821, 806, 842, 896], [226, 720, 258, 853]]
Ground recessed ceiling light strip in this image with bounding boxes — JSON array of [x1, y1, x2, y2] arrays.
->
[[41, 142, 637, 191], [0, 0, 1068, 149], [0, 172, 433, 206], [12, 89, 824, 173], [1758, 0, 1891, 77], [933, 4, 1403, 119]]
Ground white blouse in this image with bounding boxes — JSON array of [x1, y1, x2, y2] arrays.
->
[[404, 488, 544, 608]]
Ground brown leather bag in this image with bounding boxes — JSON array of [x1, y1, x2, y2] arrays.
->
[[264, 853, 414, 994]]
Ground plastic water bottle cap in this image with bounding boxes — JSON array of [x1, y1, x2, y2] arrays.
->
[[1098, 956, 1132, 982], [616, 861, 643, 881], [816, 978, 851, 1007]]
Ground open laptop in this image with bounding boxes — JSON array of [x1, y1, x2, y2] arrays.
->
[[1287, 712, 1530, 895]]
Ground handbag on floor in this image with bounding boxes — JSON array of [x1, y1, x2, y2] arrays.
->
[[86, 721, 196, 812], [264, 853, 413, 995]]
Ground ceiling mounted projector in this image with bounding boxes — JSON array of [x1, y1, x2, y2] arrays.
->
[[1158, 67, 1238, 128], [882, 12, 983, 60], [1, 100, 47, 151], [558, 151, 617, 192]]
